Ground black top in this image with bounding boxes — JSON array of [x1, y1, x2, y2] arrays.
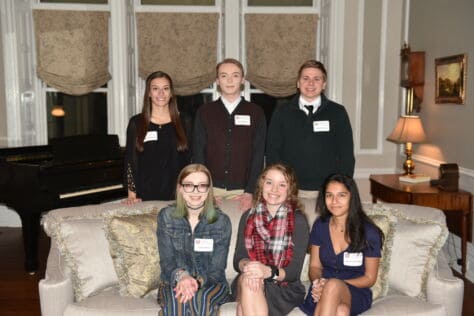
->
[[266, 94, 355, 190], [124, 114, 189, 200]]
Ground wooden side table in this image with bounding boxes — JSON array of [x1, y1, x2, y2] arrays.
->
[[369, 174, 472, 275]]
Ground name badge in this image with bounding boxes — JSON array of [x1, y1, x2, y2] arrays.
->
[[313, 120, 330, 132], [234, 115, 251, 126], [194, 238, 214, 252], [144, 131, 158, 142], [343, 252, 363, 266]]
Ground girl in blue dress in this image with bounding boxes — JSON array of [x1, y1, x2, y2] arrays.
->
[[300, 174, 384, 316]]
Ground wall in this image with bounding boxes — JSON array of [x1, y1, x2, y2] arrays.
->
[[410, 0, 474, 172], [409, 0, 474, 225], [409, 0, 474, 278], [0, 15, 6, 147], [342, 0, 404, 180]]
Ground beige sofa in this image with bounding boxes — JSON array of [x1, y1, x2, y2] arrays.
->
[[39, 199, 464, 316]]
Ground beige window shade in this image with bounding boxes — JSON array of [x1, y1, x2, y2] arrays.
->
[[245, 14, 318, 97], [33, 10, 111, 96], [136, 12, 219, 96]]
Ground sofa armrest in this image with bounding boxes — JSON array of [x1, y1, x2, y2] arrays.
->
[[426, 252, 464, 316], [39, 239, 74, 316]]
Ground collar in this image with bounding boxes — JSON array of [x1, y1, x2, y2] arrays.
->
[[221, 96, 242, 114], [298, 95, 322, 114]]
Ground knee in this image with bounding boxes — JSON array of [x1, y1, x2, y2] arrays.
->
[[336, 303, 350, 316], [321, 278, 341, 294]]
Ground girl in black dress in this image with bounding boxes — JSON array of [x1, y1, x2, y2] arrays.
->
[[123, 71, 189, 204]]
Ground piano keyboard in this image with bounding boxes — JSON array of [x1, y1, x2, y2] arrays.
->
[[59, 184, 124, 199]]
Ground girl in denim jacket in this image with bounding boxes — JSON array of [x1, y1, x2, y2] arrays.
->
[[157, 164, 231, 315]]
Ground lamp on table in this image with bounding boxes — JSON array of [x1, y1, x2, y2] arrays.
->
[[387, 115, 428, 182]]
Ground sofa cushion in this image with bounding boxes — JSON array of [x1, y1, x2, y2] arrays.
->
[[361, 294, 446, 316], [55, 218, 119, 301], [387, 209, 448, 299], [104, 208, 161, 298], [365, 207, 397, 300]]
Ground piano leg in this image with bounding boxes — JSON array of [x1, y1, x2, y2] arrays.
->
[[18, 211, 41, 273]]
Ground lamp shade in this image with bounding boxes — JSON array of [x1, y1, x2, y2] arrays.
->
[[387, 115, 427, 144]]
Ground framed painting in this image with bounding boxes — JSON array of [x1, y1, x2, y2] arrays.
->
[[435, 54, 467, 104]]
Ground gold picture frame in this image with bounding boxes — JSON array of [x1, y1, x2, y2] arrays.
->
[[435, 54, 467, 104]]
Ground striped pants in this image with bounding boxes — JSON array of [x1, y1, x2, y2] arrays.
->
[[158, 282, 229, 316]]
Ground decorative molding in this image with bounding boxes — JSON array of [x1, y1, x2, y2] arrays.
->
[[356, 0, 388, 156], [326, 0, 344, 103], [354, 167, 396, 179], [1, 0, 21, 146], [376, 0, 388, 155], [109, 0, 129, 146], [354, 0, 364, 154]]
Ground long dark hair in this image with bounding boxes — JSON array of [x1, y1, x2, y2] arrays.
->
[[316, 174, 384, 252], [135, 71, 188, 152]]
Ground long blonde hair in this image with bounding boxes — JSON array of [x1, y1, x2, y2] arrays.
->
[[174, 164, 217, 223]]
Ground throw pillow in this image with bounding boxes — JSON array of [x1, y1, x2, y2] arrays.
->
[[54, 218, 119, 302], [105, 208, 161, 298], [365, 208, 397, 300], [387, 211, 448, 299]]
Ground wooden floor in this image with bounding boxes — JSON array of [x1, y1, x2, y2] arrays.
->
[[0, 227, 473, 316]]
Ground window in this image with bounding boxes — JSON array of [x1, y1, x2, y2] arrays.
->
[[141, 0, 214, 5], [46, 91, 108, 140], [248, 0, 312, 6], [40, 0, 107, 3]]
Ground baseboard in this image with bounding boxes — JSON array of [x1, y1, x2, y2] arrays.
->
[[0, 205, 21, 227]]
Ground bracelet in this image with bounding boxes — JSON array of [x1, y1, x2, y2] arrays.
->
[[174, 269, 189, 284]]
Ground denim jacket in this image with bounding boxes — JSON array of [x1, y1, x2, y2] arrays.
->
[[157, 205, 231, 289]]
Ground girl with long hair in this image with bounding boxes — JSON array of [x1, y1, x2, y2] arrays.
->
[[300, 174, 384, 316], [123, 71, 189, 203], [157, 164, 231, 315]]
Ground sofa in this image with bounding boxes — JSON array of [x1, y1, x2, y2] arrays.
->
[[39, 198, 464, 316]]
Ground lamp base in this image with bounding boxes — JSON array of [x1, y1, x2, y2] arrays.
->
[[399, 174, 431, 183]]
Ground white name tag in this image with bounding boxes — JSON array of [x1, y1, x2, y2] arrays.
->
[[194, 238, 214, 252], [343, 252, 363, 266], [234, 115, 251, 126], [313, 120, 330, 132], [144, 131, 158, 142]]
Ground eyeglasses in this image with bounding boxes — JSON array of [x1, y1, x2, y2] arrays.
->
[[181, 183, 210, 193]]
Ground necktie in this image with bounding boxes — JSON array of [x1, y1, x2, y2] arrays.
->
[[304, 105, 313, 116]]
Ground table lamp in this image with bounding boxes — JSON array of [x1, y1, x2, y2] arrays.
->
[[387, 115, 427, 177]]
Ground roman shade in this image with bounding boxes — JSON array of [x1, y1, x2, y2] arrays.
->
[[33, 10, 111, 95]]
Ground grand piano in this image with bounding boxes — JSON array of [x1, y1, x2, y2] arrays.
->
[[0, 134, 127, 272]]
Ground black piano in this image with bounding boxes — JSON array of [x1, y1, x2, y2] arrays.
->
[[0, 135, 127, 272]]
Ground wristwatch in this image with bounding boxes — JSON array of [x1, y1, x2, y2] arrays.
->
[[265, 265, 279, 282]]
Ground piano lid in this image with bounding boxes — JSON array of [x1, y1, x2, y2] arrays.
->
[[49, 134, 122, 165]]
